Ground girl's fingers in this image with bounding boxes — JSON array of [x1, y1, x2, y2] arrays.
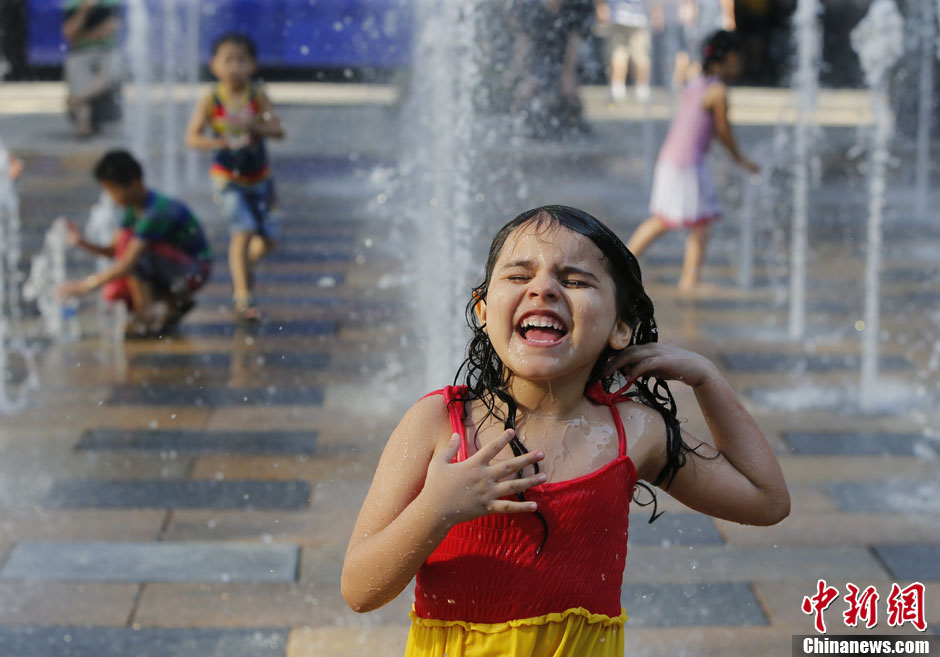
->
[[472, 428, 516, 463], [605, 344, 659, 375], [490, 449, 544, 479], [487, 499, 539, 514], [493, 473, 546, 498], [435, 433, 461, 464]]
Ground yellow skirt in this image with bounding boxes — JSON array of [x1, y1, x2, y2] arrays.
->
[[405, 607, 627, 657]]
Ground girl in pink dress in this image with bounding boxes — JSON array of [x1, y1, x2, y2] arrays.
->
[[626, 30, 758, 294]]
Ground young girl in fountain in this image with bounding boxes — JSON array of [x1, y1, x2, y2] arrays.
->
[[342, 204, 789, 656], [58, 150, 212, 337], [626, 30, 759, 295], [185, 33, 285, 322]]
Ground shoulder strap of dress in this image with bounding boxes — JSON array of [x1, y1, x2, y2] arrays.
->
[[585, 381, 632, 457], [209, 86, 223, 114], [419, 386, 470, 462]]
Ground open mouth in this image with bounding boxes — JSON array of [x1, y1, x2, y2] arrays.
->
[[516, 313, 569, 345]]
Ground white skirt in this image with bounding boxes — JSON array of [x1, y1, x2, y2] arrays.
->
[[649, 159, 722, 228]]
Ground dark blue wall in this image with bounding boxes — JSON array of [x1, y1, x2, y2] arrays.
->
[[27, 0, 413, 69]]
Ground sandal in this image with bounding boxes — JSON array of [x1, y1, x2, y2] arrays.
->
[[124, 318, 159, 340], [159, 297, 196, 334], [233, 296, 261, 322]]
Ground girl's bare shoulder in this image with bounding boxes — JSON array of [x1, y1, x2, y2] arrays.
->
[[614, 399, 668, 440], [703, 80, 729, 105], [614, 398, 669, 478], [388, 391, 460, 452]]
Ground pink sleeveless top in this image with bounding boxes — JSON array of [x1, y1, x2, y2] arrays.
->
[[658, 75, 719, 166], [413, 383, 638, 624]]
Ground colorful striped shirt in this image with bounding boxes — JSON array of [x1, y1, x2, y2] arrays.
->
[[121, 191, 213, 262], [207, 83, 271, 185]]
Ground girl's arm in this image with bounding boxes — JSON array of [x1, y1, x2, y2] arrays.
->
[[252, 90, 285, 139], [65, 219, 115, 258], [62, 1, 93, 43], [611, 344, 790, 526], [59, 236, 146, 298], [185, 94, 227, 151], [720, 0, 736, 30], [708, 84, 759, 173], [342, 397, 545, 612]]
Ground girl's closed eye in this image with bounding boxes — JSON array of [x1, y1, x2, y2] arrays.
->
[[562, 278, 590, 288]]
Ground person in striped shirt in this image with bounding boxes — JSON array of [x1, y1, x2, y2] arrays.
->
[[59, 150, 212, 337], [186, 33, 284, 321]]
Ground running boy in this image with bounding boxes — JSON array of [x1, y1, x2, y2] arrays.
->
[[58, 149, 212, 336], [185, 33, 284, 321]]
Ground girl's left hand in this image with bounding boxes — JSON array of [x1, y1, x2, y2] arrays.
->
[[604, 343, 719, 389], [57, 279, 91, 299]]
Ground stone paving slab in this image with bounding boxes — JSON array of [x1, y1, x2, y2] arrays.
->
[[825, 481, 940, 514], [777, 456, 938, 484], [287, 625, 409, 657], [0, 582, 138, 625], [623, 582, 766, 627], [0, 406, 212, 432], [163, 510, 335, 543], [187, 452, 378, 483], [43, 480, 311, 510], [628, 513, 724, 546], [622, 546, 890, 582], [76, 429, 318, 455], [0, 542, 299, 582], [133, 581, 411, 628], [176, 320, 337, 338], [105, 385, 325, 407], [0, 509, 166, 543], [128, 352, 330, 371], [872, 545, 940, 581], [211, 271, 346, 286], [783, 432, 924, 456], [722, 353, 913, 373], [882, 268, 940, 283], [0, 627, 288, 657], [214, 251, 354, 264], [715, 512, 940, 547], [197, 295, 396, 313], [683, 298, 849, 313], [0, 447, 192, 510]]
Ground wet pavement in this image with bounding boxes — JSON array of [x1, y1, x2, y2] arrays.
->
[[0, 84, 938, 656]]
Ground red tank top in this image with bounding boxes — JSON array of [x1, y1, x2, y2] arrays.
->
[[413, 383, 638, 623]]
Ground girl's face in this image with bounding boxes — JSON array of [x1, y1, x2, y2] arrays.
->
[[210, 42, 256, 87], [718, 51, 742, 81], [476, 221, 632, 383]]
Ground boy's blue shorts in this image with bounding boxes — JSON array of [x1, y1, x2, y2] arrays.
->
[[215, 178, 277, 240]]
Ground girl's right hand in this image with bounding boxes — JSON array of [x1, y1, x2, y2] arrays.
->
[[63, 219, 81, 247], [741, 158, 760, 175], [421, 429, 546, 527]]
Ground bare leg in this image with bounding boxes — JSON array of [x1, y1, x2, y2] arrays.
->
[[626, 216, 670, 257], [609, 44, 628, 99], [672, 51, 691, 89], [125, 276, 164, 335], [247, 235, 273, 265], [69, 97, 93, 137], [678, 223, 710, 293], [229, 230, 252, 303]]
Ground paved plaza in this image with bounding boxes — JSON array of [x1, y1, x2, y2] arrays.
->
[[0, 83, 938, 656]]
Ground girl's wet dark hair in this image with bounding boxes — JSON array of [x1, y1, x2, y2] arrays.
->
[[702, 29, 742, 71], [211, 32, 258, 60], [455, 205, 697, 546], [94, 149, 143, 186]]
